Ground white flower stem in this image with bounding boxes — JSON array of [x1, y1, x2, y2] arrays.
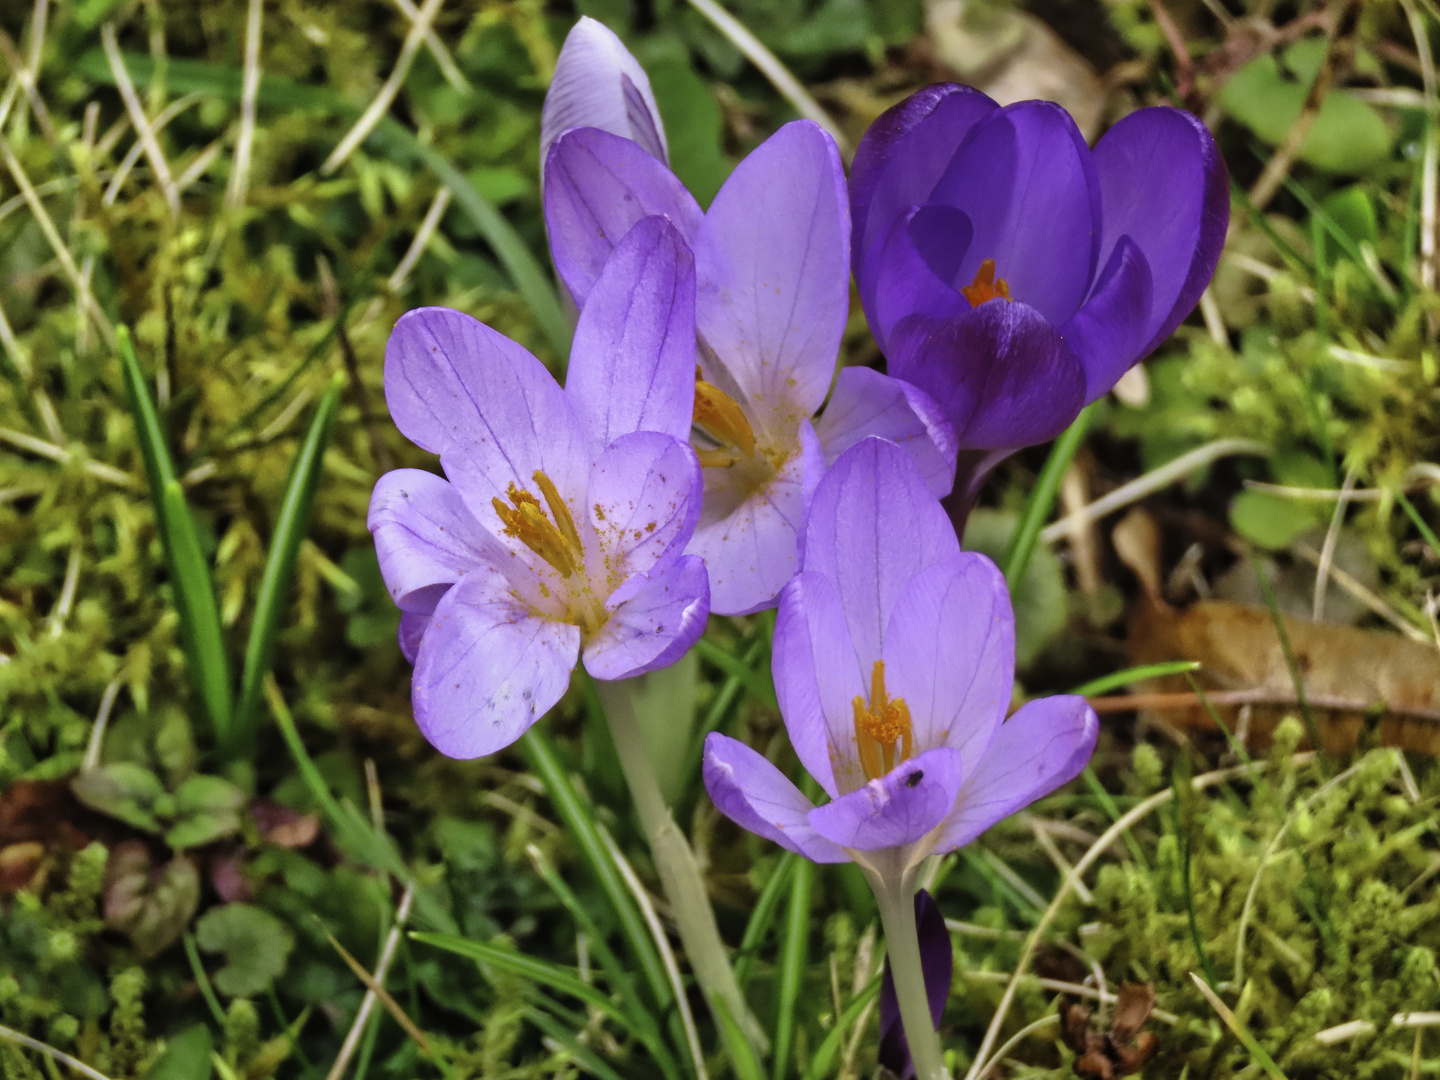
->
[[871, 871, 951, 1080], [595, 678, 769, 1058]]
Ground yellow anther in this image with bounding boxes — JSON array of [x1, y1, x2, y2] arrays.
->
[[851, 660, 914, 781], [960, 258, 1012, 308], [693, 368, 756, 460], [492, 472, 583, 578]]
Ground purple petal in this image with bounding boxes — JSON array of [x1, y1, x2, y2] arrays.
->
[[814, 366, 959, 499], [888, 302, 1087, 451], [882, 553, 1014, 765], [800, 438, 959, 664], [867, 205, 972, 353], [1091, 106, 1229, 355], [412, 569, 582, 758], [930, 102, 1100, 326], [584, 554, 709, 680], [1060, 237, 1156, 404], [587, 431, 702, 582], [807, 747, 964, 851], [879, 889, 953, 1079], [850, 84, 999, 285], [383, 308, 590, 529], [540, 18, 667, 174], [368, 468, 496, 613], [566, 216, 696, 453], [398, 612, 430, 663], [694, 120, 849, 424], [689, 419, 826, 617], [545, 128, 704, 308], [772, 571, 868, 798], [935, 695, 1098, 851], [703, 733, 850, 863]]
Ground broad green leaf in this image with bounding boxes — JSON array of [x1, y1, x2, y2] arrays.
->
[[144, 1024, 213, 1080], [1229, 490, 1320, 550], [640, 49, 731, 206], [72, 763, 165, 832], [166, 775, 246, 849], [195, 903, 295, 998]]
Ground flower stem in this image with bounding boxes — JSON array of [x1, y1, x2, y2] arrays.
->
[[595, 678, 770, 1059], [871, 873, 951, 1080]]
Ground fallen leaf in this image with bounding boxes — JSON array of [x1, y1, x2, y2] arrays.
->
[[0, 842, 44, 893], [104, 840, 200, 959]]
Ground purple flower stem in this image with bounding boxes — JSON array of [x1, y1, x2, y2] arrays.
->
[[868, 867, 952, 1080], [942, 447, 1014, 539], [594, 678, 770, 1059]]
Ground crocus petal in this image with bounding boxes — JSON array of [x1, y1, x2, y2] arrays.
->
[[383, 307, 590, 529], [566, 216, 696, 454], [539, 17, 667, 174], [773, 571, 868, 798], [888, 302, 1087, 451], [930, 101, 1100, 326], [694, 120, 849, 424], [1060, 236, 1156, 404], [867, 204, 972, 353], [412, 568, 581, 759], [545, 128, 704, 308], [935, 695, 1098, 851], [584, 554, 709, 680], [368, 468, 497, 613], [703, 733, 850, 863], [800, 438, 959, 664], [1091, 106, 1229, 355], [398, 612, 430, 664], [689, 419, 826, 616], [807, 746, 965, 851], [814, 366, 959, 499], [587, 432, 702, 582], [879, 889, 953, 1080], [850, 84, 999, 285], [882, 553, 1014, 766]]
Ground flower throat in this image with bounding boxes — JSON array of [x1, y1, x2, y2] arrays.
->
[[852, 660, 914, 781], [493, 471, 584, 577]]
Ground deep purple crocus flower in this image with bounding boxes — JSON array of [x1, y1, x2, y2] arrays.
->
[[368, 216, 709, 759], [702, 437, 1098, 878], [851, 85, 1228, 503], [539, 22, 958, 616]]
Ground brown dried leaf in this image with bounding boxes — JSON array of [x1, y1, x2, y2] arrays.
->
[[0, 842, 43, 893], [1111, 982, 1156, 1044]]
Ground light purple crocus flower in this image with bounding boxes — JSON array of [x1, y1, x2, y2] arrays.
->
[[851, 85, 1228, 508], [539, 22, 958, 616], [702, 437, 1098, 882], [368, 216, 709, 759]]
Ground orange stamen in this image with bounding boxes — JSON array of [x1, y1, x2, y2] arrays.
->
[[960, 258, 1012, 308], [693, 367, 756, 461], [851, 660, 915, 781], [492, 471, 583, 577]]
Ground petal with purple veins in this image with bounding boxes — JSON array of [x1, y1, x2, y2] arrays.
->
[[368, 468, 499, 613], [703, 733, 850, 863], [587, 431, 702, 581], [807, 746, 965, 851], [584, 554, 709, 680]]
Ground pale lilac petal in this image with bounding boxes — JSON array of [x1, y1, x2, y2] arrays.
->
[[583, 554, 709, 680], [694, 121, 849, 424], [867, 205, 971, 353], [368, 468, 496, 613], [398, 612, 430, 663], [934, 696, 1098, 851], [882, 554, 1013, 764], [703, 733, 850, 863], [412, 569, 581, 758], [1061, 237, 1156, 404], [566, 216, 696, 453], [930, 102, 1100, 326], [545, 129, 704, 308], [850, 84, 999, 284], [1091, 106, 1229, 354], [383, 308, 590, 529], [689, 419, 826, 616], [888, 303, 1087, 451], [540, 17, 667, 174], [772, 571, 868, 798], [800, 438, 959, 664], [814, 366, 959, 499], [807, 747, 964, 851], [587, 432, 702, 581]]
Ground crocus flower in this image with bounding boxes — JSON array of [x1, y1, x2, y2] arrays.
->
[[850, 85, 1227, 502], [702, 436, 1098, 880], [539, 22, 958, 615], [368, 216, 709, 758]]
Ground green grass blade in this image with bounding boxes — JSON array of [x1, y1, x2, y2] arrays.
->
[[771, 856, 814, 1080], [118, 326, 234, 747], [1396, 490, 1440, 560], [800, 974, 882, 1080], [693, 636, 777, 709], [1250, 555, 1327, 768], [234, 372, 344, 751], [735, 852, 796, 991], [1001, 404, 1094, 590], [1189, 974, 1290, 1080], [523, 1008, 628, 1080], [1068, 660, 1201, 697], [710, 995, 765, 1080]]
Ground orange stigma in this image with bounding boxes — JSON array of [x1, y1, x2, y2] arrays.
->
[[492, 471, 584, 577], [851, 660, 914, 781], [960, 258, 1012, 307]]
